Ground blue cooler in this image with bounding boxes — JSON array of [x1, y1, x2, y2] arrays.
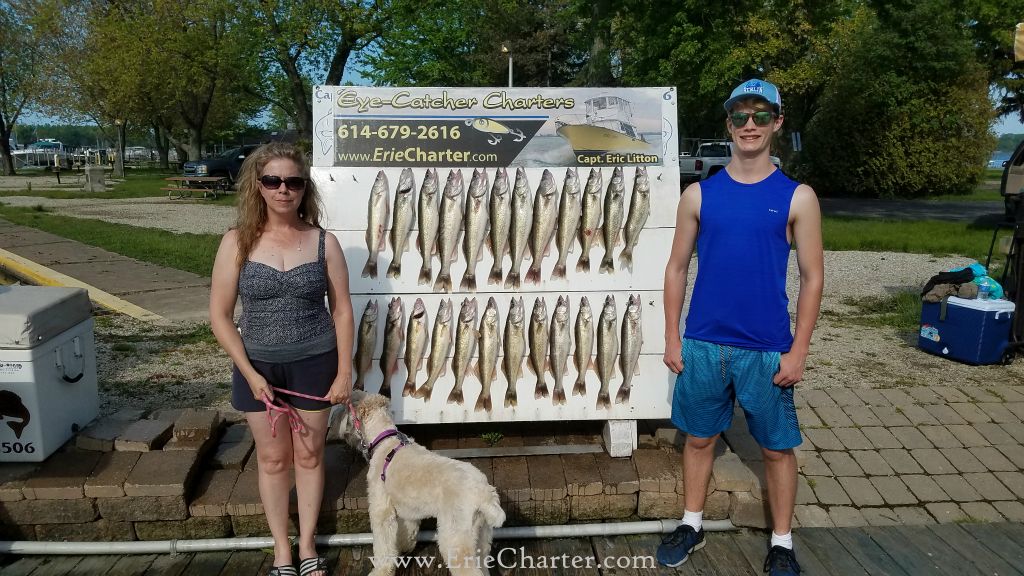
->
[[918, 296, 1015, 365]]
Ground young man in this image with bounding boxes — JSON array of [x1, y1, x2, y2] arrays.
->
[[657, 79, 824, 575]]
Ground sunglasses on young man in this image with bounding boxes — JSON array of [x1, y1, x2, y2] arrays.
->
[[259, 174, 307, 191], [729, 111, 776, 128]]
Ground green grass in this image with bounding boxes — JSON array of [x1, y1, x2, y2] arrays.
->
[[824, 291, 922, 332], [0, 205, 220, 276], [908, 172, 1002, 202], [1, 169, 237, 204], [1, 171, 174, 199], [480, 432, 504, 447], [822, 217, 997, 262]]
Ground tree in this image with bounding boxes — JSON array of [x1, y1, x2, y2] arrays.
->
[[240, 0, 391, 141], [962, 0, 1024, 123], [615, 1, 762, 140], [43, 0, 263, 164], [147, 0, 264, 160], [801, 0, 995, 197], [0, 1, 45, 175], [719, 0, 858, 165], [359, 0, 582, 88], [997, 133, 1024, 153]]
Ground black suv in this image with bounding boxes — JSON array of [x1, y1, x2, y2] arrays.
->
[[182, 144, 261, 184]]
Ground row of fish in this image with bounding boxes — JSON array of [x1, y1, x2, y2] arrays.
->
[[353, 294, 643, 411], [362, 166, 651, 291]]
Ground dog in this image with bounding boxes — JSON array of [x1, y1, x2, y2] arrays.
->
[[331, 391, 506, 576]]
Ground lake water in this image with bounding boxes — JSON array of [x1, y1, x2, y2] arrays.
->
[[990, 154, 1011, 168]]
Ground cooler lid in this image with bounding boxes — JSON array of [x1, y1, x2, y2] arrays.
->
[[0, 286, 91, 349], [947, 296, 1017, 313]]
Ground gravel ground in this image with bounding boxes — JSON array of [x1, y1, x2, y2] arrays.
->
[[5, 194, 1021, 416], [0, 195, 235, 235]]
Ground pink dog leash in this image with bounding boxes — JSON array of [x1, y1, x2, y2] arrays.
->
[[260, 386, 336, 437], [260, 388, 392, 474]]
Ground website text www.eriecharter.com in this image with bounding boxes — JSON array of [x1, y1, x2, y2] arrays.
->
[[337, 148, 499, 164], [367, 547, 657, 571]]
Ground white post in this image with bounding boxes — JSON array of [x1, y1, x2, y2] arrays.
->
[[603, 420, 638, 457]]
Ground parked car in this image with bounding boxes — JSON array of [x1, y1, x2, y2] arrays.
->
[[182, 144, 261, 184], [679, 140, 781, 185]]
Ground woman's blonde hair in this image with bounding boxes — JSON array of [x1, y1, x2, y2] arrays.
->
[[233, 142, 323, 266]]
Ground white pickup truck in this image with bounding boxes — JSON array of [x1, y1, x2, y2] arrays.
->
[[679, 140, 781, 185]]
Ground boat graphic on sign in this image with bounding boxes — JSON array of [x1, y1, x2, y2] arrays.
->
[[554, 96, 652, 154]]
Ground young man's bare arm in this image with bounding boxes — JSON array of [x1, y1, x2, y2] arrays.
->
[[663, 183, 702, 374], [774, 184, 824, 386]]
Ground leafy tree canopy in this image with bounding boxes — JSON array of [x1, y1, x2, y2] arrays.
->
[[800, 0, 994, 197], [359, 0, 584, 87], [996, 133, 1024, 154]]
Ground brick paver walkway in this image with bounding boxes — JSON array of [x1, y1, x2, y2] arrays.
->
[[1, 384, 1023, 542], [787, 385, 1024, 527]]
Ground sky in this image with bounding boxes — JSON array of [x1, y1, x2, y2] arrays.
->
[[996, 114, 1024, 136]]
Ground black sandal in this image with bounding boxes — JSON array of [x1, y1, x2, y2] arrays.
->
[[298, 556, 328, 576], [268, 566, 298, 576]]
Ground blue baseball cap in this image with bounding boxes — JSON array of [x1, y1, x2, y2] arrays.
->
[[723, 79, 782, 114]]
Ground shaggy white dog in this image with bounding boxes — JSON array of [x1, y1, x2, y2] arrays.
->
[[331, 392, 506, 576]]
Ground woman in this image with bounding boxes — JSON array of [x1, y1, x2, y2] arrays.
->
[[210, 142, 353, 576]]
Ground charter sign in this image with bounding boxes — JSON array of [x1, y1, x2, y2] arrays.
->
[[310, 85, 679, 424], [312, 86, 677, 169]]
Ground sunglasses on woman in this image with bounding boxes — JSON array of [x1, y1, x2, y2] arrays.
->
[[729, 111, 776, 128], [259, 174, 307, 191]]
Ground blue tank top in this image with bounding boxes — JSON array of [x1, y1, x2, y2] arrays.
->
[[684, 169, 797, 351]]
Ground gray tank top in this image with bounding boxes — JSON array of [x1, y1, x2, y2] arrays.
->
[[238, 229, 336, 362]]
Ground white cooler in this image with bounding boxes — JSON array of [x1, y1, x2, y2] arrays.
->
[[0, 285, 98, 461]]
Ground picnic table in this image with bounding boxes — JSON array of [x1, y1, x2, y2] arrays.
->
[[162, 176, 229, 199]]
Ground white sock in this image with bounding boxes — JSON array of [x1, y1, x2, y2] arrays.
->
[[681, 510, 703, 532], [771, 531, 793, 550]]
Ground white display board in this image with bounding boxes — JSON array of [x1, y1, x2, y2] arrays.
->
[[312, 86, 679, 424]]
